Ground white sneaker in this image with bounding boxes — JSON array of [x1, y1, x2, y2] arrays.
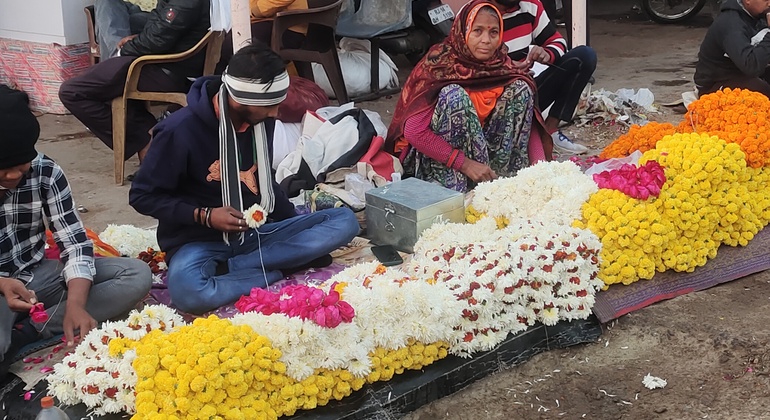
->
[[552, 131, 589, 154]]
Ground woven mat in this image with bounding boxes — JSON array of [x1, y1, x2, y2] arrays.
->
[[592, 227, 770, 323]]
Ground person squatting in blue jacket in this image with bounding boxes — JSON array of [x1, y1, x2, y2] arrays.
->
[[129, 42, 360, 315]]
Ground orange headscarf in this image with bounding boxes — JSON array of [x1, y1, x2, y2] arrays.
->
[[385, 0, 536, 154]]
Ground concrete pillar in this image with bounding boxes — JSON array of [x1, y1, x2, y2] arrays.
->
[[230, 0, 252, 52], [571, 0, 587, 47]]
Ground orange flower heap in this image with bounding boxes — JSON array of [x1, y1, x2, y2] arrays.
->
[[679, 88, 770, 168], [600, 122, 677, 159]]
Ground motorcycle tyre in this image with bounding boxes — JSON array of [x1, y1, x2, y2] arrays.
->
[[641, 0, 707, 23]]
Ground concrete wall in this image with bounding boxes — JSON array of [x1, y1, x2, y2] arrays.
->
[[0, 0, 94, 45]]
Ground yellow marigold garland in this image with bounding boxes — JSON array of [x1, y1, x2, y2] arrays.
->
[[579, 133, 770, 287], [599, 121, 677, 159], [679, 88, 770, 168], [123, 316, 449, 419]]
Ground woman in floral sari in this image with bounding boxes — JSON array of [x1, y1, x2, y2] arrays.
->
[[386, 0, 548, 193]]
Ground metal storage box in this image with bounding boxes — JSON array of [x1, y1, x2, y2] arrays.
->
[[365, 177, 465, 253]]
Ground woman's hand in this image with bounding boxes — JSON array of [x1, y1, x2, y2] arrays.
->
[[461, 159, 498, 183], [209, 206, 247, 233], [527, 46, 551, 64]]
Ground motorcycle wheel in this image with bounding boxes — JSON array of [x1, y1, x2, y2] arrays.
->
[[641, 0, 707, 23]]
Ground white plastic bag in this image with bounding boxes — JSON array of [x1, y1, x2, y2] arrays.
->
[[210, 0, 232, 31], [315, 103, 388, 138], [272, 120, 301, 170], [584, 150, 643, 177], [616, 88, 655, 111], [312, 38, 399, 99]]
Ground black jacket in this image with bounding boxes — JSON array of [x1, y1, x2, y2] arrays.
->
[[121, 0, 211, 77], [694, 0, 770, 89]]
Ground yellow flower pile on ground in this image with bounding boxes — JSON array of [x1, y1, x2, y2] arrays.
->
[[366, 340, 449, 383], [600, 121, 678, 159], [679, 88, 770, 168], [121, 315, 449, 419], [578, 133, 770, 287]]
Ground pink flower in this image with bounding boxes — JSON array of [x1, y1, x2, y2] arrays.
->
[[29, 303, 48, 323], [593, 160, 666, 200], [235, 284, 356, 328]]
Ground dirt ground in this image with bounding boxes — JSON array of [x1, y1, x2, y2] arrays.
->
[[32, 1, 770, 418]]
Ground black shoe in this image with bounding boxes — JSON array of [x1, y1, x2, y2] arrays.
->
[[126, 170, 139, 182], [281, 254, 333, 276]]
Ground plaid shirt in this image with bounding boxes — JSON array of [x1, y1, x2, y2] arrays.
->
[[0, 154, 95, 284]]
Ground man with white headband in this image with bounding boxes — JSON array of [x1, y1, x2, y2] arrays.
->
[[129, 43, 359, 315]]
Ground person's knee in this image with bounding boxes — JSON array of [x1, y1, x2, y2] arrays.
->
[[327, 207, 360, 241], [112, 258, 153, 301], [572, 46, 597, 72], [58, 79, 77, 106]]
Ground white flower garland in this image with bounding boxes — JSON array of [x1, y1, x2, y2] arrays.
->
[[47, 305, 184, 415], [231, 262, 464, 381], [471, 161, 598, 226], [99, 224, 159, 258], [410, 218, 604, 357]]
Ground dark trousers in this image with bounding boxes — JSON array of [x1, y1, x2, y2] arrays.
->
[[698, 69, 770, 98], [535, 45, 597, 122], [216, 21, 306, 74], [58, 56, 188, 159]]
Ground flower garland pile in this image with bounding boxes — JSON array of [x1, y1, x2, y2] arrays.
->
[[679, 88, 770, 168], [577, 133, 770, 286], [409, 218, 603, 356], [47, 306, 184, 416], [235, 283, 355, 328], [592, 160, 666, 200], [99, 224, 160, 258], [466, 161, 598, 228], [599, 122, 677, 159], [233, 263, 463, 380]]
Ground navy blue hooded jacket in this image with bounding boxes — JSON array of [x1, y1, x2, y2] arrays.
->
[[129, 76, 297, 261]]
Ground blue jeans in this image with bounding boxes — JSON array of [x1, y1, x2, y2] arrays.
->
[[167, 208, 360, 314], [535, 46, 598, 122], [0, 258, 152, 362], [95, 0, 150, 58]]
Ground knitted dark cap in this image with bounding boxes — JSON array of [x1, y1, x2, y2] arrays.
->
[[0, 85, 40, 169]]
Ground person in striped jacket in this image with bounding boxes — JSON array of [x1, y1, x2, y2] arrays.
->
[[492, 0, 596, 154]]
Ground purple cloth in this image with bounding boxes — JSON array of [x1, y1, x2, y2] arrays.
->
[[592, 227, 770, 323], [146, 263, 346, 321]]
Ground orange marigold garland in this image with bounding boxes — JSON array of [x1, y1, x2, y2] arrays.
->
[[679, 88, 770, 168], [599, 122, 677, 159]]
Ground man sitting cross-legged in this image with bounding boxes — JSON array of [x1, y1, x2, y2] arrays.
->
[[0, 85, 152, 379], [129, 42, 360, 315]]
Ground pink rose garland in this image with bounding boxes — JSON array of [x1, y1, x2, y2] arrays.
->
[[593, 161, 666, 200], [235, 283, 355, 328]]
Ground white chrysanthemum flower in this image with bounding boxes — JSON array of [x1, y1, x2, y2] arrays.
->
[[116, 389, 137, 414], [539, 307, 560, 326], [643, 373, 667, 389], [243, 204, 267, 228]]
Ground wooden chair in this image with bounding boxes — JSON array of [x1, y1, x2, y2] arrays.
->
[[84, 6, 100, 65], [271, 0, 349, 104], [111, 31, 225, 185]]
